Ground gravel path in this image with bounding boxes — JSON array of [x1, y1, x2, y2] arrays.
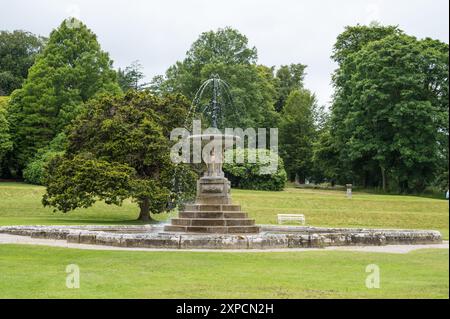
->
[[0, 233, 448, 253]]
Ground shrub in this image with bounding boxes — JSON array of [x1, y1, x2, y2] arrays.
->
[[23, 133, 67, 185], [223, 148, 287, 191]]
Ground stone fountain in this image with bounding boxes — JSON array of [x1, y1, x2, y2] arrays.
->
[[164, 133, 260, 234], [163, 75, 259, 234]]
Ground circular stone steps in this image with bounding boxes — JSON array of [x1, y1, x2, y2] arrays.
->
[[165, 204, 259, 234], [165, 176, 260, 234], [183, 204, 242, 211], [179, 211, 248, 219], [171, 218, 255, 226], [163, 225, 261, 234]]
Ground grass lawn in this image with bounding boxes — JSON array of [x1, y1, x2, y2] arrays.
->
[[0, 182, 448, 299], [0, 245, 447, 298], [0, 182, 448, 238], [234, 188, 449, 239]]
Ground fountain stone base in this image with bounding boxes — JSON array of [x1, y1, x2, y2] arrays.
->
[[164, 176, 260, 234]]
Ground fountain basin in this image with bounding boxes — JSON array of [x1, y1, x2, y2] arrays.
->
[[0, 225, 442, 249]]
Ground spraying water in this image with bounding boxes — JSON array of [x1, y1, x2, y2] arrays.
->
[[189, 74, 235, 129], [168, 74, 237, 212]]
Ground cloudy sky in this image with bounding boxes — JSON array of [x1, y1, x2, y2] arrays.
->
[[1, 0, 448, 106]]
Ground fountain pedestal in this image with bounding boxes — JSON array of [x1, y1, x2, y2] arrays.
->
[[196, 176, 231, 204], [164, 134, 260, 234], [164, 175, 260, 234]]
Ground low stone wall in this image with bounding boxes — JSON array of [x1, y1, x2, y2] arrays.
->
[[0, 225, 442, 249]]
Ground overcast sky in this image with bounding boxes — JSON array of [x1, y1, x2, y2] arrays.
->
[[1, 0, 448, 106]]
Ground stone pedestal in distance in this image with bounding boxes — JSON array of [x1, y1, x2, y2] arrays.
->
[[164, 176, 260, 234]]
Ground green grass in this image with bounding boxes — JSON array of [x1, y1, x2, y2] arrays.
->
[[0, 245, 447, 298], [0, 182, 448, 238], [0, 182, 174, 226], [233, 188, 449, 239], [0, 182, 448, 299]]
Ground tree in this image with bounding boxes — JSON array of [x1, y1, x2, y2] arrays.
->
[[0, 97, 12, 169], [329, 24, 403, 189], [7, 18, 120, 172], [153, 27, 257, 98], [42, 91, 196, 221], [331, 22, 402, 65], [279, 89, 317, 183], [117, 60, 148, 92], [151, 27, 278, 129], [0, 30, 46, 95], [274, 63, 307, 112], [329, 24, 449, 192], [311, 123, 349, 185]]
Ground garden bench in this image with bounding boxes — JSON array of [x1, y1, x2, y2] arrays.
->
[[277, 214, 305, 225]]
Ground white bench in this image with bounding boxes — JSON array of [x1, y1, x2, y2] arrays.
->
[[277, 214, 305, 225]]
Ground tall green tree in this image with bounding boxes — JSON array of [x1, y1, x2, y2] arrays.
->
[[0, 30, 46, 95], [327, 23, 403, 188], [274, 63, 306, 112], [117, 60, 148, 92], [279, 89, 317, 183], [153, 27, 257, 98], [311, 124, 340, 184], [7, 18, 120, 171], [43, 91, 196, 221], [330, 24, 448, 192], [331, 22, 402, 65], [151, 27, 278, 129], [0, 97, 12, 169]]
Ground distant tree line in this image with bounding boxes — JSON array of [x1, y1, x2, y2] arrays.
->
[[316, 23, 449, 193]]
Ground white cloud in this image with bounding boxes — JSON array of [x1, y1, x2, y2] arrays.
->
[[0, 0, 448, 107], [365, 3, 381, 24]]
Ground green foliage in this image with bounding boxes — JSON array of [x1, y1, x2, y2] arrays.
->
[[328, 24, 449, 192], [23, 133, 67, 185], [153, 27, 257, 98], [331, 23, 402, 65], [224, 148, 287, 191], [0, 30, 46, 95], [274, 64, 306, 112], [7, 19, 120, 170], [0, 97, 12, 167], [42, 90, 196, 220], [279, 89, 317, 182], [117, 60, 148, 92], [151, 27, 278, 129], [43, 154, 136, 212], [311, 124, 345, 184]]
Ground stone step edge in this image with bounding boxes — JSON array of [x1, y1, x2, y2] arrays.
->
[[170, 219, 256, 227], [181, 211, 246, 213], [183, 205, 242, 211], [0, 227, 443, 248], [173, 218, 255, 221], [164, 225, 260, 232]]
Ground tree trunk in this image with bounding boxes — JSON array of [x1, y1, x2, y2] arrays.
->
[[380, 165, 387, 192], [138, 198, 153, 222]]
